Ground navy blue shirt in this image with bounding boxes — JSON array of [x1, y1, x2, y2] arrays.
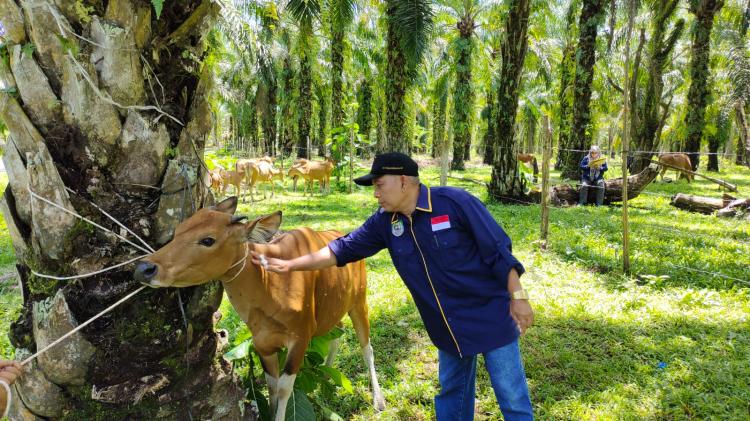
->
[[328, 184, 525, 357]]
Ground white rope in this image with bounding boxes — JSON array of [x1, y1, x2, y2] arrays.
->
[[27, 186, 152, 255], [21, 285, 147, 366], [0, 379, 10, 419], [86, 201, 155, 253], [667, 263, 749, 285], [30, 255, 148, 280], [222, 244, 249, 284]]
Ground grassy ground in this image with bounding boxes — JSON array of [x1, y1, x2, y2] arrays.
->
[[1, 158, 749, 420]]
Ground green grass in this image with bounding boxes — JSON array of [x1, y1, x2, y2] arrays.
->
[[2, 158, 749, 419]]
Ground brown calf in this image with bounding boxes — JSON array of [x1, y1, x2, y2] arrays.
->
[[286, 158, 309, 192], [134, 197, 385, 420], [248, 160, 283, 201], [658, 153, 693, 183], [208, 167, 226, 196], [220, 170, 246, 199], [291, 158, 334, 195]]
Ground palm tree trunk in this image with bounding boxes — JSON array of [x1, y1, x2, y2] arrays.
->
[[555, 43, 575, 171], [736, 103, 750, 165], [630, 1, 683, 173], [385, 18, 410, 154], [686, 0, 725, 171], [451, 23, 474, 170], [559, 0, 607, 180], [483, 87, 496, 165], [0, 0, 242, 418], [280, 55, 295, 156], [488, 0, 530, 201], [356, 79, 372, 155], [317, 87, 328, 157], [263, 78, 278, 156], [331, 26, 345, 131], [297, 44, 313, 159]]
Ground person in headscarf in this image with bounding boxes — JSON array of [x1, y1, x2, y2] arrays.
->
[[579, 145, 608, 206]]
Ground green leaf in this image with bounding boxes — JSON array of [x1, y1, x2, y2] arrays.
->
[[307, 327, 344, 360], [294, 369, 318, 394], [152, 0, 164, 20], [318, 403, 345, 421], [317, 366, 353, 393], [284, 389, 316, 421], [224, 338, 253, 361]]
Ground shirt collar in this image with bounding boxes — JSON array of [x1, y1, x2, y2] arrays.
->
[[415, 184, 432, 212]]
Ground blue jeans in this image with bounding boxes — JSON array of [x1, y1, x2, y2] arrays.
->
[[435, 340, 533, 421]]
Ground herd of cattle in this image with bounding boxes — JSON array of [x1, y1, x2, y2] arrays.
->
[[208, 156, 335, 201], [207, 151, 694, 202]]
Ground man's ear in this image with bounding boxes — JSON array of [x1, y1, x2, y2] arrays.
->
[[245, 211, 283, 243], [213, 197, 238, 215]]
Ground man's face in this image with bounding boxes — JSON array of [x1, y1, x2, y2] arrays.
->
[[591, 150, 600, 158], [373, 175, 407, 212]]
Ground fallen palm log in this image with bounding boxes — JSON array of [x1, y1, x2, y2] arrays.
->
[[528, 165, 659, 206], [671, 193, 750, 217], [717, 198, 750, 218], [650, 159, 738, 192], [670, 193, 732, 214]]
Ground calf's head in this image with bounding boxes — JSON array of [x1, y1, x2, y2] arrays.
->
[[134, 197, 281, 288]]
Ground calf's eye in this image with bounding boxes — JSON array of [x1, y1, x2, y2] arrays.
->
[[199, 237, 216, 247]]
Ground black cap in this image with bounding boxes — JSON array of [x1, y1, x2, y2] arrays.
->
[[354, 152, 419, 186]]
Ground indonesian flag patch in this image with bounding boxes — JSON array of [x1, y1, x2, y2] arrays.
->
[[431, 215, 451, 231]]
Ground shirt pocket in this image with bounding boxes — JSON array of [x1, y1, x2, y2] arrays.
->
[[389, 236, 415, 257], [430, 229, 461, 251]]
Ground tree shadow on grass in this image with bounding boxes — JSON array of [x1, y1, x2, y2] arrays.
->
[[547, 216, 749, 291], [524, 312, 750, 420]]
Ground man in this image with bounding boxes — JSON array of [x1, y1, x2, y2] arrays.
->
[[579, 145, 608, 206], [0, 360, 23, 418], [252, 152, 534, 420]]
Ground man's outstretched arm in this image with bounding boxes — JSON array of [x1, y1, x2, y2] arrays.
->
[[250, 247, 337, 274]]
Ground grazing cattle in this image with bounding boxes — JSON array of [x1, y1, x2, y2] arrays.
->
[[287, 158, 309, 192], [134, 197, 385, 421], [235, 156, 273, 178], [248, 160, 283, 201], [291, 158, 334, 195], [658, 153, 693, 183], [221, 170, 246, 199], [517, 153, 538, 182], [209, 167, 227, 196], [235, 159, 256, 179]]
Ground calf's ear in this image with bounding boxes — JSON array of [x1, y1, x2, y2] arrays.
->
[[246, 211, 283, 243], [213, 197, 238, 215]]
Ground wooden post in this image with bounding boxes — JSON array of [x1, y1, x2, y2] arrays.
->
[[348, 125, 354, 194], [622, 136, 630, 274], [540, 116, 552, 250], [620, 0, 636, 275]]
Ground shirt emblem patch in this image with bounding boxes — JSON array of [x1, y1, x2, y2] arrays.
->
[[391, 219, 404, 237], [431, 215, 451, 231]]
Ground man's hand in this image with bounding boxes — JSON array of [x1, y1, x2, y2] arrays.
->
[[0, 361, 22, 386], [510, 299, 534, 335], [250, 251, 292, 274]]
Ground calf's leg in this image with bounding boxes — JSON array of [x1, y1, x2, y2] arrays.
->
[[349, 302, 386, 411], [274, 343, 307, 421]]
